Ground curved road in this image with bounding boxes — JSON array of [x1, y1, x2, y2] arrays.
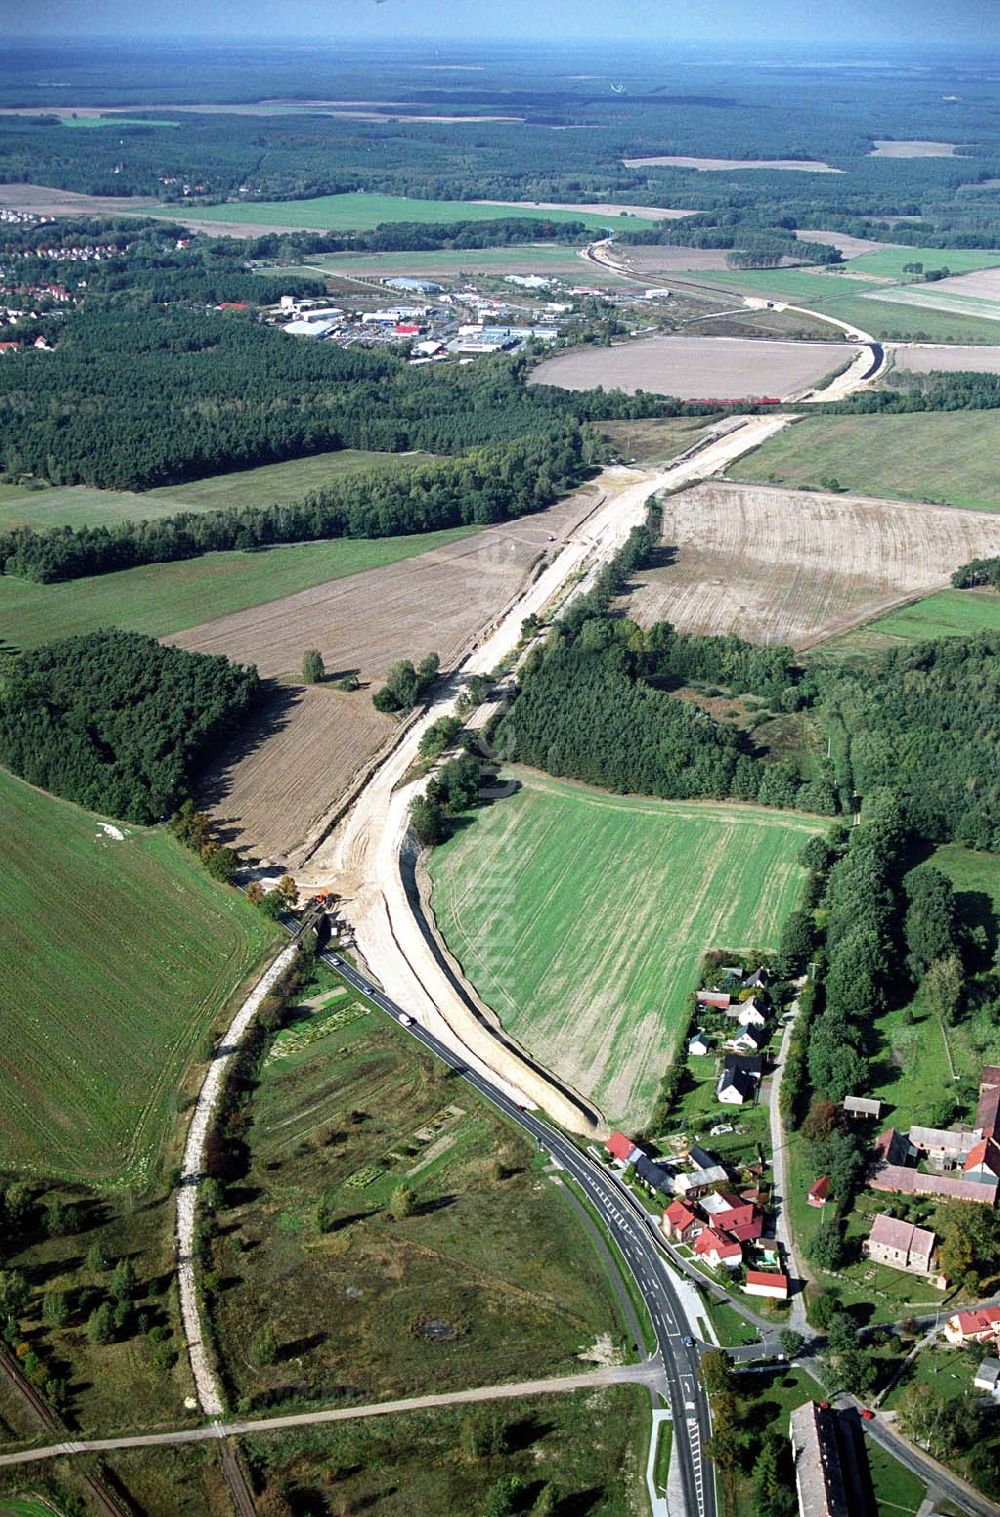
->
[[321, 947, 717, 1517]]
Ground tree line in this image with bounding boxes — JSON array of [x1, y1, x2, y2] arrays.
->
[[0, 427, 593, 583], [952, 554, 1000, 589], [0, 630, 260, 823]]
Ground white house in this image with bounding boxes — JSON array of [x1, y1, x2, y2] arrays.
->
[[974, 1357, 1000, 1394], [718, 1068, 756, 1106], [738, 1000, 768, 1029], [689, 1034, 711, 1057]]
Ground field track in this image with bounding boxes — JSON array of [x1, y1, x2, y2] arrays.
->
[[624, 480, 1000, 648], [429, 772, 820, 1126]]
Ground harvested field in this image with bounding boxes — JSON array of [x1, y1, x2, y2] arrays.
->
[[0, 182, 160, 216], [471, 198, 695, 220], [730, 410, 1000, 512], [428, 771, 820, 1125], [617, 246, 750, 273], [176, 481, 616, 858], [200, 684, 392, 863], [623, 480, 1000, 649], [793, 228, 896, 259], [621, 154, 841, 173], [892, 343, 1000, 373], [530, 335, 854, 400], [869, 139, 962, 157], [858, 266, 1000, 324]]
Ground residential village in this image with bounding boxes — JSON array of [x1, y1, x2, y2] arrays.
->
[[598, 957, 1000, 1517]]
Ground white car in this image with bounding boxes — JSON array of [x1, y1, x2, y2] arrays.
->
[[399, 1013, 413, 1027]]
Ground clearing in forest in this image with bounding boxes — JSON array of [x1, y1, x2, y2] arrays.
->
[[0, 767, 279, 1184], [623, 479, 1000, 648], [729, 411, 1000, 513], [428, 771, 820, 1126]]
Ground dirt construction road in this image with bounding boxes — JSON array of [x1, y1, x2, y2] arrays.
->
[[299, 416, 792, 1134]]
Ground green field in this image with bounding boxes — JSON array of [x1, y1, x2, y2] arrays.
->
[[211, 967, 629, 1405], [428, 771, 821, 1125], [674, 268, 1000, 341], [0, 525, 474, 650], [159, 192, 644, 233], [847, 246, 1000, 279], [861, 589, 1000, 644], [275, 243, 623, 281], [730, 411, 1000, 511], [0, 449, 417, 530], [58, 115, 178, 128], [0, 768, 280, 1184]]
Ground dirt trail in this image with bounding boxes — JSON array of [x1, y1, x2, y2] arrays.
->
[[298, 418, 792, 1134]]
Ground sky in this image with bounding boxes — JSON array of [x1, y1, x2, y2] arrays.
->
[[6, 0, 1000, 45]]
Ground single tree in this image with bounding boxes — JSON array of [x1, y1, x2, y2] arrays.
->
[[86, 1301, 116, 1346], [389, 1184, 417, 1221], [250, 1325, 278, 1366], [302, 649, 325, 685]]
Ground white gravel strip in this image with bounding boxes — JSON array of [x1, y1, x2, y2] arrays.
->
[[176, 942, 299, 1417]]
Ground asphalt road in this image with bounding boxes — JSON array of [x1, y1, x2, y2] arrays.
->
[[321, 947, 717, 1517]]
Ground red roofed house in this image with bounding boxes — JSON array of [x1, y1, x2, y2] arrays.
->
[[217, 302, 249, 310], [977, 1066, 1000, 1138], [965, 1137, 1000, 1185], [944, 1306, 1000, 1346], [395, 323, 422, 335], [0, 341, 19, 354], [696, 990, 731, 1010], [744, 1270, 790, 1300], [662, 1200, 701, 1244], [808, 1176, 830, 1208], [715, 1194, 765, 1243], [694, 1227, 742, 1270], [606, 1131, 639, 1166]]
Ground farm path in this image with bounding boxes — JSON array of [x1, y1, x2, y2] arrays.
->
[[176, 940, 299, 1417], [0, 1363, 662, 1471], [299, 415, 792, 1134]]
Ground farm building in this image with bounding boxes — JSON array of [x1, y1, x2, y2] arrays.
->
[[385, 277, 443, 294], [718, 1067, 756, 1106], [744, 1270, 789, 1300], [674, 1161, 728, 1199], [789, 1402, 850, 1517], [662, 1200, 700, 1244], [634, 1153, 674, 1198], [808, 1177, 830, 1209], [844, 1095, 884, 1120], [697, 989, 731, 1010], [605, 1131, 640, 1165], [975, 1357, 1000, 1394], [694, 1227, 742, 1270], [863, 1215, 938, 1278], [944, 1306, 1000, 1346]]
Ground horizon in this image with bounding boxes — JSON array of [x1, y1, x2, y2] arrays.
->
[[4, 0, 1000, 47]]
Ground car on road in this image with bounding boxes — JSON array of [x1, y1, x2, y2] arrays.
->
[[398, 1013, 413, 1027], [683, 1335, 694, 1347], [860, 1408, 875, 1421]]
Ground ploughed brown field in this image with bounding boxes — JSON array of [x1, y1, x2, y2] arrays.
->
[[530, 335, 855, 400], [892, 343, 1000, 373], [172, 483, 616, 862], [616, 246, 750, 273], [621, 480, 1000, 649], [792, 228, 897, 259]]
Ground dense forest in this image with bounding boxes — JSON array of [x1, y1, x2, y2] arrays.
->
[[827, 370, 1000, 415], [0, 428, 591, 582], [0, 299, 684, 496], [824, 635, 1000, 849], [0, 631, 260, 822]]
